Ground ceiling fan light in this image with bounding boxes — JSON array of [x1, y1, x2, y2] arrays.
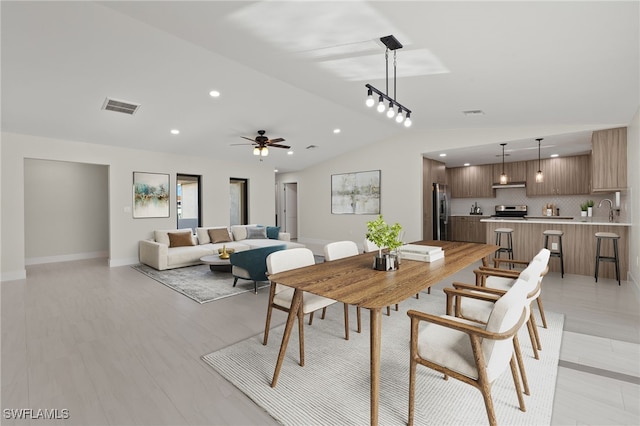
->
[[253, 147, 260, 156], [376, 96, 385, 113], [260, 147, 269, 156]]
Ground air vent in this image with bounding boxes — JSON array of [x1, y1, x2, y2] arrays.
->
[[463, 110, 484, 116], [101, 97, 140, 115]]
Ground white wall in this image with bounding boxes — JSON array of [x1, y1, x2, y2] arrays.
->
[[24, 159, 109, 263], [1, 132, 276, 281], [627, 108, 640, 288], [277, 124, 632, 250]]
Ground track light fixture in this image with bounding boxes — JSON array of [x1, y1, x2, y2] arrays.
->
[[365, 35, 413, 127], [499, 143, 508, 184], [535, 138, 544, 183]]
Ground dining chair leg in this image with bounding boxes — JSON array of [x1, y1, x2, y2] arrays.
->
[[297, 305, 305, 367], [386, 306, 391, 316], [509, 355, 526, 412], [262, 284, 277, 345], [408, 317, 419, 426], [513, 335, 530, 396], [530, 311, 542, 351], [395, 304, 399, 311], [526, 319, 540, 360], [321, 307, 327, 320], [415, 293, 420, 299], [343, 303, 350, 340], [356, 307, 362, 333], [536, 298, 548, 329], [308, 311, 314, 325]]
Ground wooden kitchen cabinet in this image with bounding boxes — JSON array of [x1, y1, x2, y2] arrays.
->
[[526, 154, 591, 196], [591, 127, 627, 191], [449, 165, 494, 198], [450, 215, 487, 243], [492, 160, 527, 183]]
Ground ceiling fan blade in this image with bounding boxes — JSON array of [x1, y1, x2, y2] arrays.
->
[[230, 142, 256, 146], [266, 138, 285, 144], [269, 143, 291, 149], [241, 136, 256, 142]]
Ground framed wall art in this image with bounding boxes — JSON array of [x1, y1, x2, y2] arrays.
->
[[331, 170, 380, 215], [133, 172, 170, 218]]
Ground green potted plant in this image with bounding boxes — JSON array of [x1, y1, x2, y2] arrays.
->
[[366, 215, 403, 271], [586, 199, 594, 217], [580, 202, 588, 217]]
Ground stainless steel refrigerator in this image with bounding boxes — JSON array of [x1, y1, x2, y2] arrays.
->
[[432, 183, 450, 240]]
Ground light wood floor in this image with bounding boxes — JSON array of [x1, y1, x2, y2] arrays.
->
[[2, 253, 639, 425]]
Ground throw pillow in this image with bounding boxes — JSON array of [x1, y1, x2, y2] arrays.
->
[[208, 228, 232, 243], [246, 226, 267, 239], [266, 226, 280, 239], [168, 231, 195, 248]]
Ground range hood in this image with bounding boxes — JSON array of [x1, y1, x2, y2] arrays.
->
[[492, 182, 526, 189]]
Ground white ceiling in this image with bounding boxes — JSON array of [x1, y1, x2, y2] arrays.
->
[[2, 1, 638, 173]]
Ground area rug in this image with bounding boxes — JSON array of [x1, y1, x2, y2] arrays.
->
[[131, 264, 269, 304], [202, 292, 564, 425]]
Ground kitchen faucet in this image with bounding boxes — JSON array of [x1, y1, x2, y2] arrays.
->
[[598, 199, 615, 222]]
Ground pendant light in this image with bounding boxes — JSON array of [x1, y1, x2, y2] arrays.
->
[[499, 143, 508, 184], [535, 138, 544, 183]]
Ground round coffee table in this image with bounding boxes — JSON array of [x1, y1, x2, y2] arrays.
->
[[200, 255, 232, 272]]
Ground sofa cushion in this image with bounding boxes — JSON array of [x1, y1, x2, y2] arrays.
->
[[208, 228, 233, 243], [266, 226, 280, 239], [246, 226, 267, 239], [168, 231, 196, 248], [196, 226, 231, 245], [231, 225, 248, 241], [155, 228, 193, 246]]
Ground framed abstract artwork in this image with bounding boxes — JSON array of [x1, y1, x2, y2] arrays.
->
[[133, 172, 170, 218], [331, 170, 381, 214]]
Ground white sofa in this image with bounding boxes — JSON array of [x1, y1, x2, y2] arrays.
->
[[139, 225, 304, 270]]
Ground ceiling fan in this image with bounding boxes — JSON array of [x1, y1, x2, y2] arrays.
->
[[233, 130, 290, 157]]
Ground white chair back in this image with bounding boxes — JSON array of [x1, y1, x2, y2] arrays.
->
[[482, 280, 528, 381], [363, 238, 381, 253], [324, 241, 359, 261], [266, 248, 316, 294]]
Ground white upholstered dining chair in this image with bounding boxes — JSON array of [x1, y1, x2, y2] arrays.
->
[[263, 248, 348, 367]]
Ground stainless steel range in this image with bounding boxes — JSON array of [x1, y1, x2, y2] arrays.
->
[[493, 205, 528, 219]]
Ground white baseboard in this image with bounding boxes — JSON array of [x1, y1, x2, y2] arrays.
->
[[109, 257, 140, 267], [1, 269, 27, 282], [25, 250, 108, 265]]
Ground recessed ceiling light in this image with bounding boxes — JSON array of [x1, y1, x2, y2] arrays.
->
[[274, 169, 278, 173], [333, 128, 341, 134], [287, 150, 294, 155], [209, 90, 220, 97], [464, 163, 470, 166], [170, 129, 180, 135], [439, 153, 446, 157], [463, 110, 485, 116], [550, 154, 559, 158]]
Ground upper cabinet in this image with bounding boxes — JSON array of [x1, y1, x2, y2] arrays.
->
[[449, 165, 494, 198], [591, 127, 627, 191], [492, 161, 527, 183], [526, 155, 591, 196]]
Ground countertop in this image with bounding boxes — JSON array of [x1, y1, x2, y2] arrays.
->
[[479, 216, 631, 226]]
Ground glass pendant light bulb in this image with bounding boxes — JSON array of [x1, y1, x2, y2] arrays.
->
[[376, 96, 385, 113], [403, 113, 412, 127], [386, 102, 395, 118], [395, 108, 404, 123], [253, 147, 260, 156], [500, 173, 507, 184], [261, 147, 269, 156], [536, 170, 544, 183], [365, 89, 374, 107]]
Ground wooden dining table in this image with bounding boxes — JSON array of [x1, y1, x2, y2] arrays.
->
[[267, 240, 498, 426]]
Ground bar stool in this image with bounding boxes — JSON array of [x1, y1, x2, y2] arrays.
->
[[594, 232, 620, 285], [543, 230, 564, 278], [494, 228, 514, 268]]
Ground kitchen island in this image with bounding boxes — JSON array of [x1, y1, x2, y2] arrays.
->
[[481, 217, 630, 280]]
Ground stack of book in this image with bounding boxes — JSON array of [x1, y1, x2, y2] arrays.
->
[[398, 244, 445, 262]]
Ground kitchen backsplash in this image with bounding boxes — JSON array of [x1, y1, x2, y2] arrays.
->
[[449, 187, 630, 220]]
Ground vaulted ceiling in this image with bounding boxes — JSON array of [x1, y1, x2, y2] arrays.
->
[[2, 1, 638, 172]]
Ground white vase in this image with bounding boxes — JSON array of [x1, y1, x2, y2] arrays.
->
[[581, 211, 587, 217], [588, 207, 593, 217]]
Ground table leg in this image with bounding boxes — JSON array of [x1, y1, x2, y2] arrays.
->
[[271, 288, 303, 388], [370, 307, 382, 426]]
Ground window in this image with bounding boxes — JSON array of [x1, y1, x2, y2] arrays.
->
[[177, 174, 201, 231]]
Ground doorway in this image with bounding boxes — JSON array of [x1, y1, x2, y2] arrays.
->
[[230, 178, 248, 225], [177, 174, 201, 231], [283, 182, 298, 239]]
